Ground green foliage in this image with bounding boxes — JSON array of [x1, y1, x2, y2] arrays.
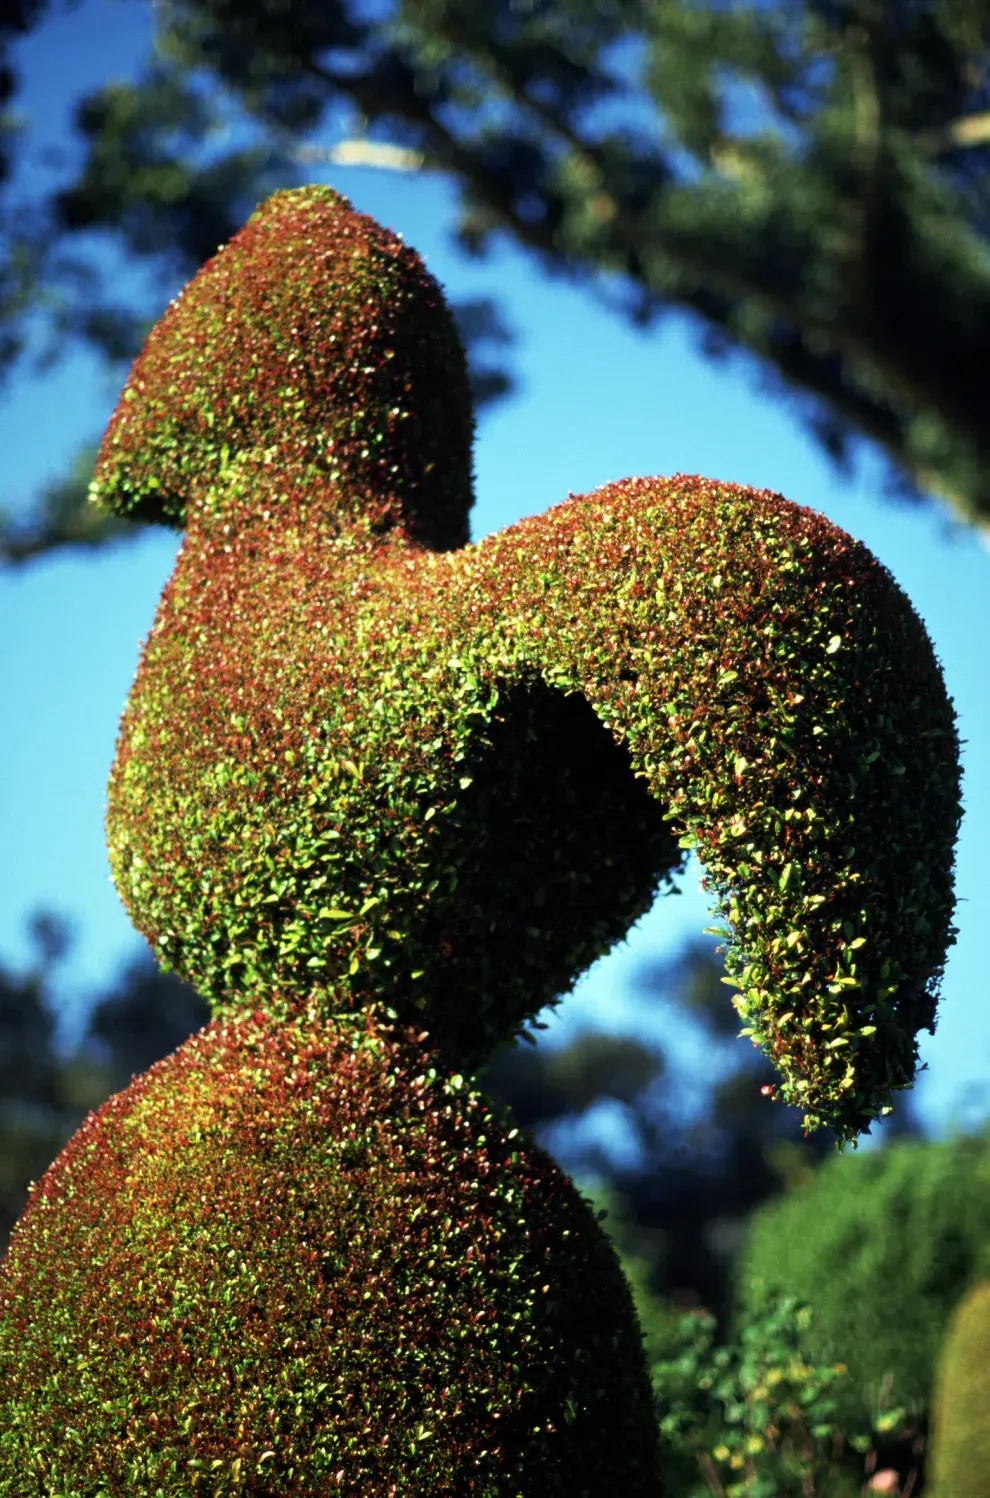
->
[[736, 1129, 990, 1431], [650, 1299, 868, 1498], [0, 445, 134, 564], [0, 916, 91, 1249], [0, 928, 211, 1258], [929, 1279, 990, 1498], [581, 1183, 886, 1498], [91, 186, 961, 1135], [90, 187, 476, 544]]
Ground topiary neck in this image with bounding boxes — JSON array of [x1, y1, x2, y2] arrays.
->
[[91, 187, 476, 552]]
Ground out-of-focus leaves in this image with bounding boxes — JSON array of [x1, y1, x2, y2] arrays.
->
[[0, 443, 147, 564], [0, 921, 208, 1255]]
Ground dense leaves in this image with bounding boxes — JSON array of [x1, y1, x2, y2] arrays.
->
[[928, 1280, 990, 1498], [0, 926, 935, 1494], [90, 187, 960, 1136], [0, 181, 964, 1492], [0, 924, 211, 1251]]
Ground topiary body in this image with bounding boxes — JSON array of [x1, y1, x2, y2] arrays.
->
[[94, 204, 958, 1131], [0, 186, 964, 1493], [735, 1130, 990, 1430], [928, 1279, 990, 1498]]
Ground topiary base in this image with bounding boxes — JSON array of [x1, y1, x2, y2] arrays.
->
[[0, 1002, 661, 1496]]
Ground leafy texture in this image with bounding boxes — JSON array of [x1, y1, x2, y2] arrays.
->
[[929, 1279, 990, 1498], [0, 185, 963, 1492], [7, 2, 990, 551], [649, 1299, 856, 1498], [736, 1130, 990, 1430]]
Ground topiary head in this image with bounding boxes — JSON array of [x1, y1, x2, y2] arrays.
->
[[89, 186, 474, 550]]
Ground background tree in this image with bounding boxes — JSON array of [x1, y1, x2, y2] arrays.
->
[[0, 917, 211, 1248], [2, 0, 990, 561]]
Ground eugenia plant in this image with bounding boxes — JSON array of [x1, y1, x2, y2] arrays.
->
[[0, 187, 962, 1496]]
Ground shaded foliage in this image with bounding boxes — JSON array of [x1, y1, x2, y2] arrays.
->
[[0, 924, 932, 1492], [2, 927, 857, 1317], [736, 1126, 990, 1430], [479, 940, 857, 1323]]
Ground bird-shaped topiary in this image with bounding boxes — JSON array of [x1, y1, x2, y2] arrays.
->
[[0, 186, 962, 1496], [928, 1278, 990, 1498]]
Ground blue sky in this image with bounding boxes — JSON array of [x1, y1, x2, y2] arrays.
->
[[2, 0, 988, 1145]]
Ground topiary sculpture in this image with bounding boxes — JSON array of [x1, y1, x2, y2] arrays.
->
[[928, 1278, 990, 1498], [0, 186, 962, 1495]]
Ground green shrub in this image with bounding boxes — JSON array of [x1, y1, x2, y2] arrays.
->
[[92, 187, 959, 1131], [581, 1183, 905, 1497], [736, 1130, 990, 1430], [650, 1298, 863, 1498], [0, 1005, 659, 1494]]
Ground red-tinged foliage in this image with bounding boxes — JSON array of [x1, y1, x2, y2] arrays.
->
[[0, 1004, 659, 1495], [100, 434, 957, 1134]]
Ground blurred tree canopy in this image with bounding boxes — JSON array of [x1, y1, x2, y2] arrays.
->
[[2, 0, 990, 560]]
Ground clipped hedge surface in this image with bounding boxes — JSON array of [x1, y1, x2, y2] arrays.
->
[[0, 1004, 660, 1496], [735, 1130, 990, 1426], [91, 188, 474, 551]]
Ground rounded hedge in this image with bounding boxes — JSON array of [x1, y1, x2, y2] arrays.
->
[[929, 1279, 990, 1498], [0, 1004, 660, 1496], [735, 1130, 990, 1426], [91, 187, 474, 551]]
